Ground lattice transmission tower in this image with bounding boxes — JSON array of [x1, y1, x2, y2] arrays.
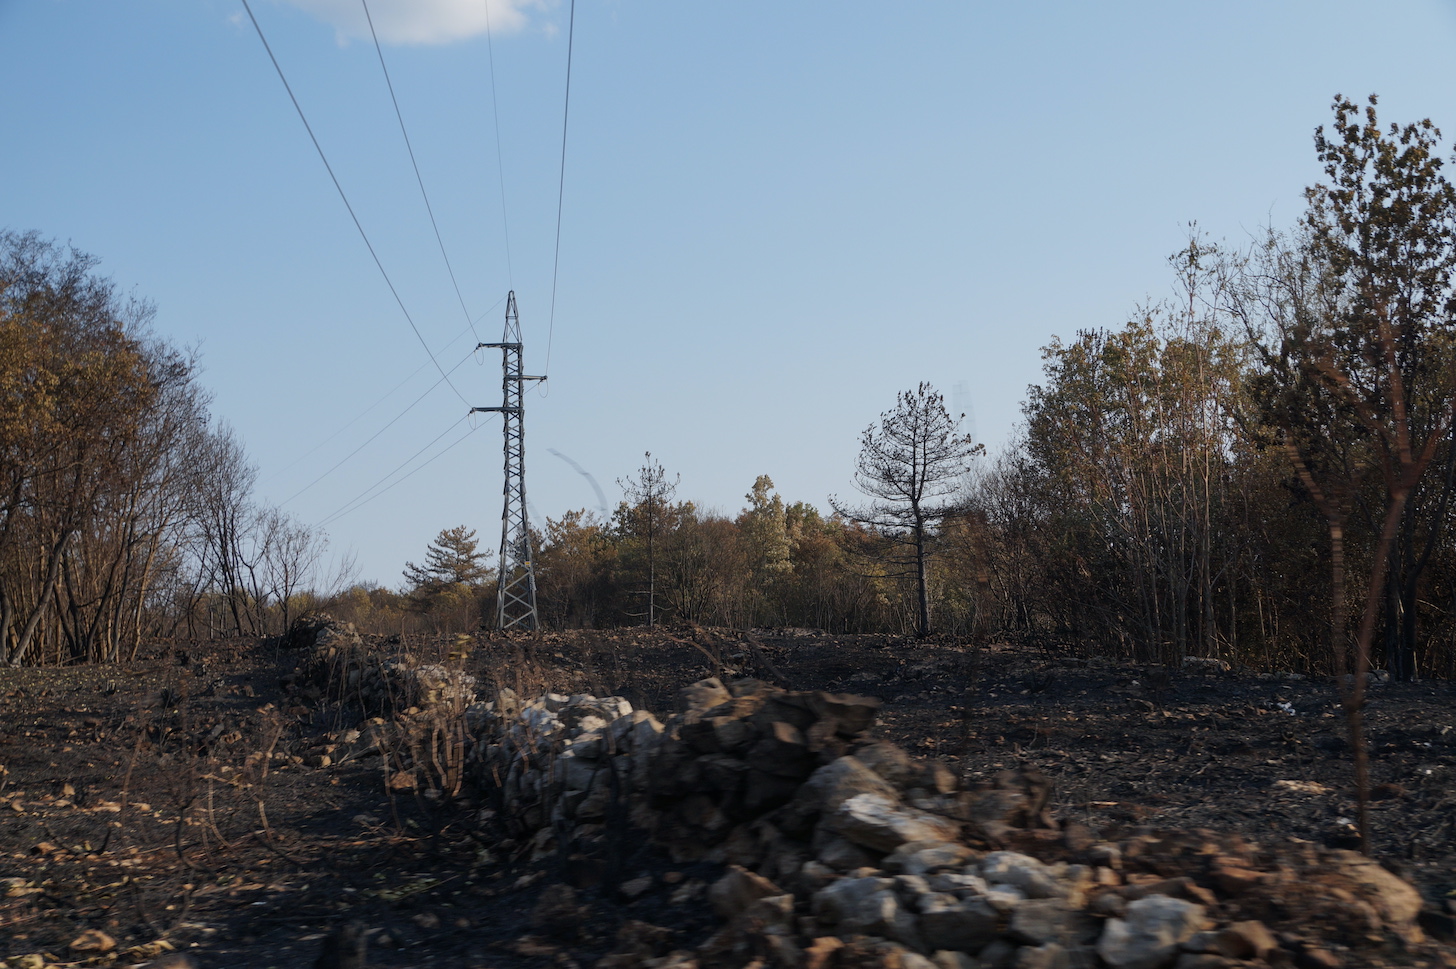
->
[[472, 291, 543, 630]]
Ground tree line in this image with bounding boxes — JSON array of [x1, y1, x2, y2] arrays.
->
[[0, 231, 337, 665], [375, 95, 1456, 683], [8, 96, 1456, 683]]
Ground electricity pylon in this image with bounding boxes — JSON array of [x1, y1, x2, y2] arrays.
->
[[472, 291, 543, 631]]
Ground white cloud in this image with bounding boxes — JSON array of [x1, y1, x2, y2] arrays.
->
[[278, 0, 547, 45]]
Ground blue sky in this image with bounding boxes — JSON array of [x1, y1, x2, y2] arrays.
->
[[5, 0, 1456, 587]]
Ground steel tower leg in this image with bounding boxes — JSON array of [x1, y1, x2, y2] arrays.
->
[[472, 291, 543, 631]]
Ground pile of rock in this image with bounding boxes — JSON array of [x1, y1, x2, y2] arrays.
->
[[287, 617, 477, 719], [689, 831, 1425, 968], [382, 655, 478, 713], [646, 678, 885, 860], [467, 688, 652, 833], [465, 677, 884, 853], [471, 677, 1429, 969], [282, 613, 362, 652]]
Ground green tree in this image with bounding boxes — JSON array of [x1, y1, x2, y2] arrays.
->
[[403, 525, 491, 597], [615, 453, 679, 627], [738, 475, 793, 623], [831, 383, 982, 638]]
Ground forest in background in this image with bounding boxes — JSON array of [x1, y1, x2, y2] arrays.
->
[[4, 95, 1455, 680]]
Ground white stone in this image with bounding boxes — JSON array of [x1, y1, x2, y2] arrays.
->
[[1097, 895, 1205, 969], [982, 851, 1063, 898], [799, 756, 900, 815], [813, 875, 893, 925], [985, 885, 1027, 913], [927, 871, 990, 896], [831, 793, 961, 852], [885, 840, 977, 875], [573, 714, 608, 736]]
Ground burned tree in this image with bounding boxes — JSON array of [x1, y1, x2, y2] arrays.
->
[[832, 383, 982, 638]]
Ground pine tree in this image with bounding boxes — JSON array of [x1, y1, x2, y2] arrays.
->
[[831, 383, 982, 638], [402, 526, 490, 595]]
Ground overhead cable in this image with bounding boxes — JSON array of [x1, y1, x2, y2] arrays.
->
[[267, 311, 494, 482], [239, 0, 471, 406], [483, 0, 515, 288], [279, 347, 475, 507], [361, 0, 478, 338], [544, 0, 577, 378], [318, 413, 488, 527]]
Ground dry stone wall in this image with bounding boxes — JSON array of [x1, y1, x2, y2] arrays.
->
[[468, 676, 1429, 969], [288, 615, 478, 719], [278, 622, 1432, 969]]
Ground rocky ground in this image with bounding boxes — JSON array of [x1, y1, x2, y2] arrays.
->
[[2, 627, 1455, 968]]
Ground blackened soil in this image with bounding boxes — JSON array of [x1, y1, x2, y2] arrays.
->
[[2, 629, 1454, 967]]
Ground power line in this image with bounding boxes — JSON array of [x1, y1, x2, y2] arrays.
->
[[268, 314, 488, 482], [483, 0, 515, 288], [361, 0, 478, 339], [277, 346, 476, 507], [544, 0, 577, 378], [239, 0, 471, 407], [318, 413, 488, 527]]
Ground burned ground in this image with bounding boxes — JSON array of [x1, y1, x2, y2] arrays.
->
[[2, 630, 1455, 967]]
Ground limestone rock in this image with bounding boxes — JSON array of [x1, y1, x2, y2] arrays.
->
[[926, 871, 990, 896], [981, 851, 1063, 899], [884, 840, 977, 876], [917, 892, 1000, 952], [1016, 942, 1070, 969], [679, 678, 732, 718], [931, 951, 979, 969], [749, 720, 815, 778], [960, 788, 1029, 836], [1171, 956, 1238, 969], [1010, 897, 1074, 946], [745, 767, 804, 813], [808, 691, 883, 736], [1209, 865, 1258, 896], [1097, 895, 1206, 969], [855, 740, 919, 788], [709, 866, 783, 921], [1324, 850, 1423, 938], [804, 936, 845, 969], [916, 760, 960, 796], [813, 875, 894, 925], [843, 888, 924, 949], [1212, 920, 1278, 960], [815, 832, 879, 871], [831, 792, 961, 853]]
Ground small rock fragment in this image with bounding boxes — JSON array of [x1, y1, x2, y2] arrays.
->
[[69, 929, 117, 953], [709, 866, 783, 921], [1213, 920, 1278, 960]]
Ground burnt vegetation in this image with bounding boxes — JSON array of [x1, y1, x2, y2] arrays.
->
[[4, 96, 1456, 966]]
